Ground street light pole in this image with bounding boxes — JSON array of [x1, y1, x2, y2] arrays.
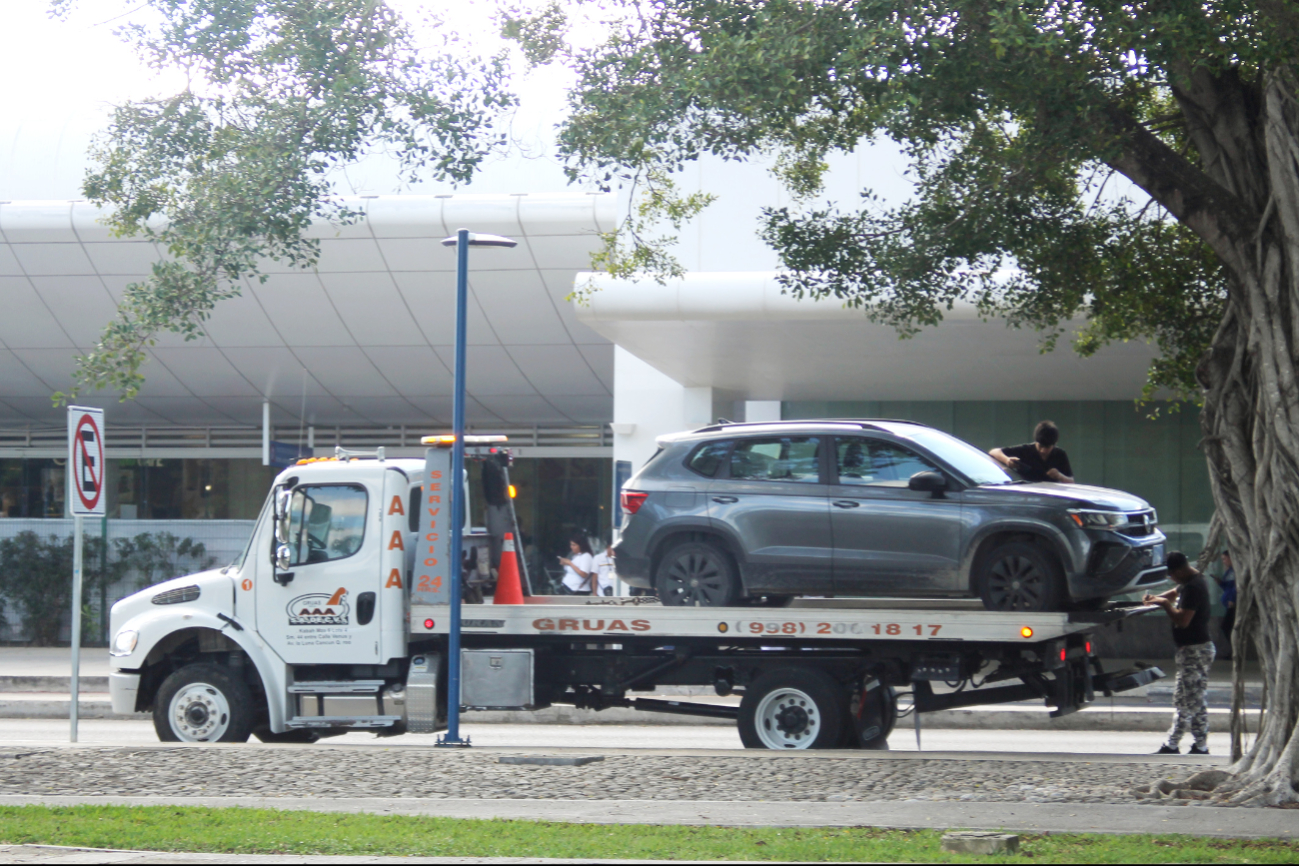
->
[[437, 227, 516, 747]]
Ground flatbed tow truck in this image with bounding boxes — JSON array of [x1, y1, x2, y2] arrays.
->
[[107, 445, 1163, 749]]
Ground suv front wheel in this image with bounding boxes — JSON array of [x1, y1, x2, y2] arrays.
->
[[656, 540, 740, 606], [977, 541, 1065, 612]]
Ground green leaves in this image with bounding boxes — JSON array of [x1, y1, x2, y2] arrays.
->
[[54, 0, 515, 404], [554, 0, 1283, 400]]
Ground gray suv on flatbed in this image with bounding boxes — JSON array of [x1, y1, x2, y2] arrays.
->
[[615, 420, 1169, 611]]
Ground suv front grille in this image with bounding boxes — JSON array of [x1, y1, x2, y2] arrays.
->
[[1117, 510, 1158, 537]]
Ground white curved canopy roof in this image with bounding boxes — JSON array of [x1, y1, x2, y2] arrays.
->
[[0, 193, 616, 429], [576, 272, 1158, 401]]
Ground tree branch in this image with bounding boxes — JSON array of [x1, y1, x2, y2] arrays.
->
[[1103, 105, 1258, 270]]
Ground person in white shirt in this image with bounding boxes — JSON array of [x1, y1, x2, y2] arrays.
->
[[558, 534, 596, 595], [593, 542, 617, 596]]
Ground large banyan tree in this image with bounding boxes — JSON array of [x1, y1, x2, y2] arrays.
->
[[532, 0, 1299, 803]]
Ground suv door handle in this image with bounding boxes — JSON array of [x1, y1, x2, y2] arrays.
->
[[712, 496, 738, 504], [833, 500, 860, 509]]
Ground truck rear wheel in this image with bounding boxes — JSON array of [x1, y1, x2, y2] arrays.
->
[[656, 540, 740, 606], [154, 664, 254, 743], [739, 667, 845, 749], [977, 541, 1065, 612]]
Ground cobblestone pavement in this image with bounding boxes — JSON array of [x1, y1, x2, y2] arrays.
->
[[0, 747, 1212, 805]]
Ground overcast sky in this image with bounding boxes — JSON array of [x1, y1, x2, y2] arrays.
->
[[0, 0, 913, 272]]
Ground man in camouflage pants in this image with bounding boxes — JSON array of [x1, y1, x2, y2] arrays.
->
[[1144, 551, 1215, 755]]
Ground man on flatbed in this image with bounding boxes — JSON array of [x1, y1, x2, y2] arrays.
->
[[989, 420, 1075, 483]]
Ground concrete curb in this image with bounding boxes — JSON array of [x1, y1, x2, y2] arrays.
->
[[0, 795, 1293, 840]]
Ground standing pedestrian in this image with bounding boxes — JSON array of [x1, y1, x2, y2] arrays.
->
[[558, 534, 596, 595], [1212, 550, 1237, 660], [989, 420, 1075, 483], [1144, 551, 1215, 755], [593, 541, 617, 596]]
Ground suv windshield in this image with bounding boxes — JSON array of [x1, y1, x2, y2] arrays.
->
[[877, 424, 1013, 485]]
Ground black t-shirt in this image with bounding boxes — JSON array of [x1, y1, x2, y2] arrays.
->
[[1172, 574, 1212, 647], [1002, 443, 1073, 483]]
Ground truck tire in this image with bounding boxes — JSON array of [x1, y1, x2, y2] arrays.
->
[[738, 667, 846, 749], [153, 664, 255, 743], [656, 540, 740, 606], [843, 683, 897, 749], [977, 541, 1065, 612]]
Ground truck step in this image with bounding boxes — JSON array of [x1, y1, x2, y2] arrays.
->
[[284, 715, 400, 729], [287, 680, 385, 695]]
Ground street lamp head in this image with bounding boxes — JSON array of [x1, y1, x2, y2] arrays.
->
[[441, 230, 517, 248]]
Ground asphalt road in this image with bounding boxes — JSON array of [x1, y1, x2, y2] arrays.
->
[[0, 718, 1236, 755]]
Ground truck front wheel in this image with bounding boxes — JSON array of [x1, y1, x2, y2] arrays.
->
[[154, 664, 254, 743], [738, 667, 845, 749]]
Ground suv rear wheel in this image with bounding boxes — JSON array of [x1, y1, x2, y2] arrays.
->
[[656, 540, 740, 606], [977, 541, 1065, 612]]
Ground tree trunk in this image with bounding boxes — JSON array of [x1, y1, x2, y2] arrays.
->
[[1194, 69, 1299, 806]]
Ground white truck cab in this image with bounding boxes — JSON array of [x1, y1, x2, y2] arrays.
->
[[110, 457, 425, 742]]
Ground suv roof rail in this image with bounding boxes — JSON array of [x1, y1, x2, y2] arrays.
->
[[688, 418, 934, 435]]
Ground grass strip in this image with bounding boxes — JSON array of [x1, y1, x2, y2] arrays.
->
[[0, 805, 1296, 863]]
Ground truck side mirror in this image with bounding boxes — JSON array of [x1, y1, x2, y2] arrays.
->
[[275, 543, 292, 571], [274, 488, 292, 545]]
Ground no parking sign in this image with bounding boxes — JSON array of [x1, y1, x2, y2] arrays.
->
[[67, 406, 105, 516]]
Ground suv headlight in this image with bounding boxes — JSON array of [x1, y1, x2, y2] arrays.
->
[[1068, 509, 1127, 529], [110, 629, 139, 657]]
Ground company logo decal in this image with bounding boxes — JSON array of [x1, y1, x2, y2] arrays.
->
[[286, 587, 350, 626]]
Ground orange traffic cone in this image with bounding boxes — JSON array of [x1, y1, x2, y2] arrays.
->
[[493, 532, 525, 605]]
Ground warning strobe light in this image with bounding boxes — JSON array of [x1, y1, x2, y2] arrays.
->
[[1085, 640, 1093, 655], [1020, 626, 1034, 639], [508, 484, 517, 499], [423, 619, 435, 630], [1060, 647, 1068, 662]]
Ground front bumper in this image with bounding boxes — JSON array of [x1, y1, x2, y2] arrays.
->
[[109, 671, 141, 714], [1071, 532, 1169, 600]]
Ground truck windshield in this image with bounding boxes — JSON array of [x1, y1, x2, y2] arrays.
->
[[878, 425, 1014, 485]]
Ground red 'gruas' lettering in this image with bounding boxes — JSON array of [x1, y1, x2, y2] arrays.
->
[[607, 620, 628, 631], [631, 619, 651, 632], [583, 619, 604, 631], [558, 618, 579, 631], [532, 618, 554, 631]]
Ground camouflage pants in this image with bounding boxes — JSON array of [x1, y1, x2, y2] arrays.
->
[[1165, 642, 1216, 750]]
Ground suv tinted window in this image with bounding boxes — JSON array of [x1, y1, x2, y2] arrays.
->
[[287, 484, 368, 565], [837, 438, 939, 486], [730, 437, 821, 483], [687, 441, 730, 478]]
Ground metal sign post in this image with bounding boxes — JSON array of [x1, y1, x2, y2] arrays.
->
[[67, 406, 105, 743]]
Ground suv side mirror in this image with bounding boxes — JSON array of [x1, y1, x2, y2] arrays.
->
[[908, 471, 948, 497]]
